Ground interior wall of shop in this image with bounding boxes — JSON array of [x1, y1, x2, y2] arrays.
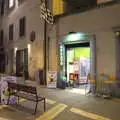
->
[[50, 3, 120, 77], [2, 0, 44, 79]]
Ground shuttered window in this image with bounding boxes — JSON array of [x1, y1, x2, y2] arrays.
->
[[9, 24, 14, 40], [19, 16, 26, 37], [0, 30, 4, 45], [1, 0, 4, 16]]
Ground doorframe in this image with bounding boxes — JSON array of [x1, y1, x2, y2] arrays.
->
[[65, 42, 90, 83], [58, 33, 96, 88], [16, 48, 29, 79]]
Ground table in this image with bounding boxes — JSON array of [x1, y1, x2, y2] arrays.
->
[[0, 76, 17, 104]]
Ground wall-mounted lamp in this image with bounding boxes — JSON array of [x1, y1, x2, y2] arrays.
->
[[14, 47, 18, 54], [9, 0, 14, 8], [27, 44, 31, 55]]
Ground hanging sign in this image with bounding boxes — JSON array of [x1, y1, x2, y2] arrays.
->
[[40, 0, 54, 24], [47, 71, 57, 88]]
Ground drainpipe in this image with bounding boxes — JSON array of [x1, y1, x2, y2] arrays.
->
[[43, 0, 47, 85]]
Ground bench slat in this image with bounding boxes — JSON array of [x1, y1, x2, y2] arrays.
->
[[7, 81, 46, 114], [17, 84, 37, 94]]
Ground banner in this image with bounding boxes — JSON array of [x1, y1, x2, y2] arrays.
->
[[47, 71, 57, 88], [40, 0, 54, 24], [0, 76, 17, 104]]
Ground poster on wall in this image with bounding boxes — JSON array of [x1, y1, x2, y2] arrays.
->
[[47, 71, 57, 88], [79, 57, 90, 83]]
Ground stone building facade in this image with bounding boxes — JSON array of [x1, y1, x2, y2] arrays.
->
[[0, 0, 120, 95], [0, 0, 45, 80]]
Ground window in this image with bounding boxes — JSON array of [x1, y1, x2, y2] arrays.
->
[[9, 0, 14, 8], [9, 24, 14, 40], [19, 17, 26, 37], [64, 0, 97, 13], [0, 30, 4, 45], [1, 0, 4, 16]]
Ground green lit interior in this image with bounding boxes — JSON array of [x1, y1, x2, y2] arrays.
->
[[74, 48, 90, 58]]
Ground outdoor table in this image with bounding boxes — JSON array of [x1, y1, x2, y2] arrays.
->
[[0, 76, 17, 104]]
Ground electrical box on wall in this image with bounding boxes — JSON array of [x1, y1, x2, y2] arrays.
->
[[30, 31, 36, 42]]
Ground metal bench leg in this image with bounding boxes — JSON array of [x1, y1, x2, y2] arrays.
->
[[34, 101, 38, 115], [44, 99, 46, 112], [7, 94, 10, 105]]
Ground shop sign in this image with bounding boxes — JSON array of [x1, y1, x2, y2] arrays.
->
[[47, 71, 57, 88]]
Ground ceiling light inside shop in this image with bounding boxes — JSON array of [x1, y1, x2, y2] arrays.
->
[[64, 32, 87, 42]]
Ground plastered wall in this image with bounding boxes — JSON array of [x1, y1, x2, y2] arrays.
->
[[3, 0, 45, 79], [53, 4, 120, 76], [2, 1, 120, 79]]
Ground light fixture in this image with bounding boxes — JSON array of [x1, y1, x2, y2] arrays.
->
[[116, 31, 120, 36], [64, 32, 87, 42], [14, 47, 17, 54], [27, 44, 31, 55], [9, 0, 14, 8]]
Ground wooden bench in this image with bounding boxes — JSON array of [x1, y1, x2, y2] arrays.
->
[[7, 82, 46, 114]]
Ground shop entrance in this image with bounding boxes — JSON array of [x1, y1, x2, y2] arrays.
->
[[65, 42, 90, 88], [58, 32, 96, 93]]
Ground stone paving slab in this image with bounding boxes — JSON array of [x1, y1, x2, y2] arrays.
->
[[1, 80, 120, 120]]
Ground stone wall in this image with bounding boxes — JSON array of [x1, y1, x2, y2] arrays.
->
[[2, 0, 45, 79]]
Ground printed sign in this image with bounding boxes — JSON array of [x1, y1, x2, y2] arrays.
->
[[47, 71, 57, 88]]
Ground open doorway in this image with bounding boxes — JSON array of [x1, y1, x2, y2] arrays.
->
[[16, 48, 29, 80], [65, 42, 90, 91], [58, 32, 96, 94]]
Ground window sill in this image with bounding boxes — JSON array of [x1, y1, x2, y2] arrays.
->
[[19, 35, 26, 40]]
